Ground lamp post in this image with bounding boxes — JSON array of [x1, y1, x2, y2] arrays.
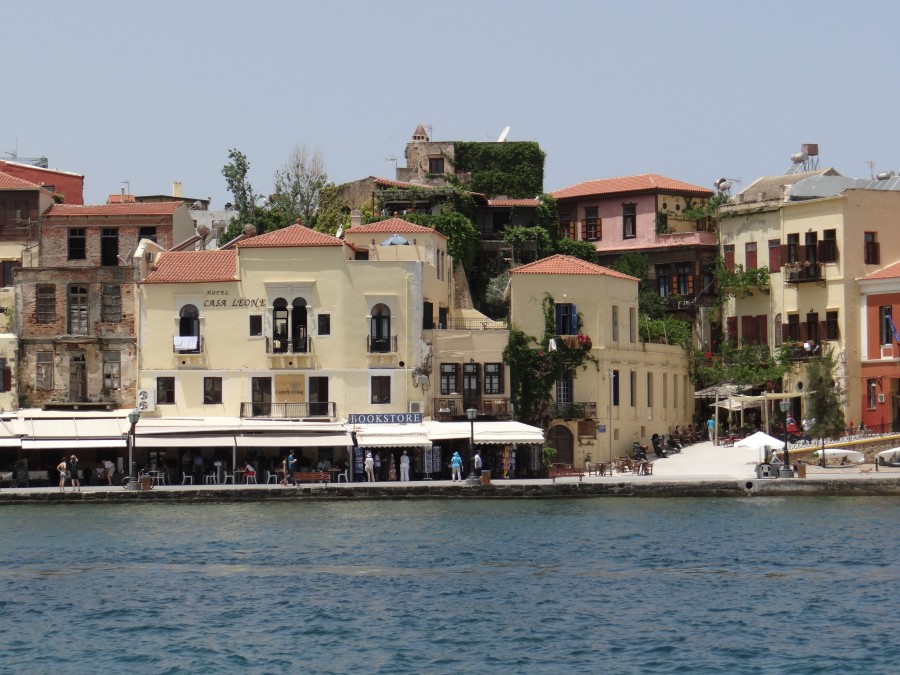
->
[[779, 399, 791, 473], [466, 407, 479, 485], [127, 408, 141, 481]]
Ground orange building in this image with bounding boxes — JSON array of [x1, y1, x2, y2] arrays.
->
[[858, 261, 900, 433]]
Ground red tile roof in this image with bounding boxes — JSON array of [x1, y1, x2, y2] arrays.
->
[[551, 173, 713, 200], [45, 202, 183, 217], [510, 254, 637, 280], [143, 250, 237, 284], [0, 172, 45, 192], [106, 194, 136, 204], [236, 223, 343, 248], [373, 177, 431, 189], [347, 217, 447, 238], [489, 198, 540, 207], [861, 260, 900, 281]]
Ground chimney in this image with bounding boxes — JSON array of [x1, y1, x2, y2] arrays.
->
[[172, 181, 183, 198], [350, 209, 362, 227]]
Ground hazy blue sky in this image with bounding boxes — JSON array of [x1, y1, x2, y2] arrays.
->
[[6, 1, 898, 206]]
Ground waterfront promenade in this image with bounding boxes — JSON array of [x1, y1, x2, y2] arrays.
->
[[3, 440, 899, 502]]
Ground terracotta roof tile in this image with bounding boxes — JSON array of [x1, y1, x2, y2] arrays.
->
[[106, 194, 136, 204], [46, 202, 182, 217], [510, 254, 638, 280], [143, 250, 237, 283], [347, 217, 447, 238], [861, 260, 900, 281], [0, 171, 45, 192], [489, 198, 540, 207], [551, 173, 713, 200], [373, 177, 431, 189], [236, 223, 343, 248]]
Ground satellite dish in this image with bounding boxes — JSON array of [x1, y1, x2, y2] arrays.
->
[[497, 126, 510, 142]]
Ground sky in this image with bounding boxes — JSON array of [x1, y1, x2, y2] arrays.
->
[[6, 1, 900, 207]]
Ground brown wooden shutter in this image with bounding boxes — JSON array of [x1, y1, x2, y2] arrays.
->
[[727, 316, 738, 344], [758, 315, 768, 346], [769, 240, 782, 270], [781, 244, 790, 265], [724, 248, 735, 270]]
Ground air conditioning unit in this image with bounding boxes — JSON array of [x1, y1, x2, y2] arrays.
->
[[137, 388, 156, 412], [408, 401, 425, 414], [677, 300, 692, 310]]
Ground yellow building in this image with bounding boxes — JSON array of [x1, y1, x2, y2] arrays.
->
[[507, 255, 693, 465]]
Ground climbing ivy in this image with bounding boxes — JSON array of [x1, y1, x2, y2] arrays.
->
[[452, 142, 545, 198]]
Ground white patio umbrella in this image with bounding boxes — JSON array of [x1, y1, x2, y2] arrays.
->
[[735, 431, 786, 451]]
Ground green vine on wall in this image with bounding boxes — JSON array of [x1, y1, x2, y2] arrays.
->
[[452, 142, 545, 198], [502, 295, 599, 426]]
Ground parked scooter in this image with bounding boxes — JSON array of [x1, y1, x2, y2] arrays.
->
[[631, 441, 649, 462], [665, 435, 682, 454], [651, 433, 667, 458]]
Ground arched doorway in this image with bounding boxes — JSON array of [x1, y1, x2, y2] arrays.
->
[[547, 424, 574, 466], [370, 303, 391, 353]]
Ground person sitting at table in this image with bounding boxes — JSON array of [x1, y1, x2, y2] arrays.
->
[[244, 461, 256, 483]]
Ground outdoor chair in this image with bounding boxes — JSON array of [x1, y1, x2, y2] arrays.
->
[[266, 470, 278, 484], [182, 472, 193, 485]]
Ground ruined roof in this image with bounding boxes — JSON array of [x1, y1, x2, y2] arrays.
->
[[734, 168, 841, 204], [489, 198, 540, 207], [45, 202, 183, 217], [510, 254, 638, 280], [143, 250, 237, 283], [552, 173, 713, 200], [236, 223, 343, 248]]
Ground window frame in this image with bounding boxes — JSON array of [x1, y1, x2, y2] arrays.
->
[[203, 377, 223, 404], [249, 314, 263, 337], [584, 207, 599, 241], [67, 285, 89, 334], [101, 284, 121, 323], [36, 285, 56, 323], [68, 228, 86, 260], [36, 351, 54, 390], [157, 377, 175, 405], [484, 363, 504, 395], [102, 351, 121, 390], [440, 363, 459, 395], [371, 375, 391, 404], [317, 313, 331, 336], [622, 203, 637, 239]]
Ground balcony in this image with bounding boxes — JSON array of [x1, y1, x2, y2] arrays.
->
[[436, 318, 507, 330], [548, 401, 597, 419], [239, 401, 336, 419], [367, 335, 398, 354], [784, 262, 824, 284], [173, 335, 203, 354], [435, 397, 511, 419], [783, 344, 821, 361], [267, 336, 312, 354]]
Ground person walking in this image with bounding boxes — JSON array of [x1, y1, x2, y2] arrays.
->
[[399, 450, 410, 482], [56, 456, 68, 493], [279, 456, 288, 486], [473, 450, 483, 478], [102, 458, 115, 485], [68, 455, 81, 492], [450, 451, 463, 482], [707, 416, 715, 442], [365, 452, 375, 482], [287, 452, 297, 485]]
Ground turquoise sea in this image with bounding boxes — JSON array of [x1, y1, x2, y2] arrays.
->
[[0, 497, 897, 674]]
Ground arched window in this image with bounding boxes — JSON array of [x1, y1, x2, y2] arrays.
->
[[272, 298, 288, 353], [292, 297, 308, 353], [369, 303, 391, 353], [177, 304, 201, 353]]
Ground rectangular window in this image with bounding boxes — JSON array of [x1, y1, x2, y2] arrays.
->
[[556, 373, 573, 404], [157, 377, 175, 404], [630, 370, 636, 407], [555, 303, 577, 335], [139, 226, 158, 244], [101, 284, 121, 322], [371, 375, 391, 404], [662, 373, 668, 409], [806, 312, 819, 344], [629, 307, 636, 343], [826, 310, 839, 341], [768, 239, 782, 270], [101, 228, 119, 266], [611, 305, 619, 342], [428, 157, 444, 174], [723, 244, 735, 270], [355, 250, 369, 261], [622, 203, 636, 239], [612, 370, 620, 406], [646, 372, 653, 407], [804, 232, 818, 266], [203, 377, 222, 404], [787, 314, 800, 342], [674, 374, 679, 408], [821, 229, 837, 263], [675, 263, 693, 295], [0, 358, 7, 393], [559, 221, 576, 240], [745, 242, 758, 269], [67, 286, 89, 334], [440, 363, 459, 395], [867, 379, 878, 410], [68, 228, 86, 260], [880, 306, 893, 345], [317, 313, 331, 336], [249, 314, 263, 336], [36, 285, 56, 323], [0, 260, 20, 287], [484, 363, 504, 395], [584, 207, 599, 241], [864, 232, 880, 265], [787, 233, 799, 264], [423, 301, 434, 330], [102, 351, 121, 390], [36, 352, 54, 390], [463, 363, 480, 401], [656, 264, 672, 297]]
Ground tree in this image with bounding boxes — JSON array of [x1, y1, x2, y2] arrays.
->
[[221, 149, 258, 221], [556, 238, 598, 263], [805, 349, 846, 441], [314, 184, 349, 235], [271, 145, 329, 228], [404, 210, 478, 273]]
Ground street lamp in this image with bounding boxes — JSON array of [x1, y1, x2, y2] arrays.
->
[[779, 399, 791, 473], [127, 408, 141, 481], [466, 407, 478, 485]]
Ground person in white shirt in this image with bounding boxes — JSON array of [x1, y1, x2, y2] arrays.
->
[[399, 450, 410, 481], [473, 450, 483, 477]]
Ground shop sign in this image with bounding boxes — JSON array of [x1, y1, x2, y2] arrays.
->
[[348, 413, 422, 424]]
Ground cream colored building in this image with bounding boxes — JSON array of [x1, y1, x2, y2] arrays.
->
[[719, 175, 900, 423], [507, 255, 693, 465]]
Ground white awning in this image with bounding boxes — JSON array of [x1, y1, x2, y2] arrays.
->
[[23, 417, 129, 440], [235, 433, 351, 448], [423, 420, 544, 445], [354, 424, 431, 447], [22, 438, 127, 450], [135, 435, 236, 448]]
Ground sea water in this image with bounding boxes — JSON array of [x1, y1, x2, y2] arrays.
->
[[0, 497, 897, 674]]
